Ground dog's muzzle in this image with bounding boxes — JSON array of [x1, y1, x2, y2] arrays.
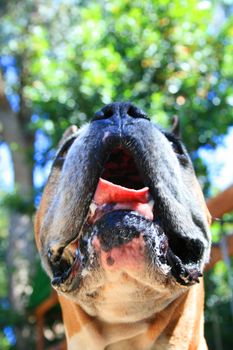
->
[[39, 102, 211, 292]]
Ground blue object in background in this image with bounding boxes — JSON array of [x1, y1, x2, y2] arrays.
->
[[3, 326, 16, 346]]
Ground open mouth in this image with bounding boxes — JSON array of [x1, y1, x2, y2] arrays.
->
[[89, 147, 154, 224], [50, 146, 203, 289]]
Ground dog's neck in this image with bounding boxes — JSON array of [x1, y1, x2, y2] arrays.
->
[[59, 280, 207, 350]]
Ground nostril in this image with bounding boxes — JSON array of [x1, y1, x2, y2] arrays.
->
[[93, 106, 115, 121], [93, 102, 150, 122], [127, 105, 149, 120], [104, 107, 115, 118]]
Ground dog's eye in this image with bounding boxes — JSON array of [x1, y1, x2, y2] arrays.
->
[[168, 139, 188, 166], [54, 155, 66, 167], [53, 136, 76, 168], [170, 141, 182, 155]]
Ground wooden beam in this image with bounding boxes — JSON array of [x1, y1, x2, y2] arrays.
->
[[36, 315, 45, 350], [47, 340, 67, 350], [205, 234, 233, 271], [207, 185, 233, 219], [35, 291, 59, 350], [205, 186, 233, 269], [35, 290, 58, 318]]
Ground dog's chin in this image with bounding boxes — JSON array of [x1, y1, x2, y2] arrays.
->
[[82, 210, 169, 275], [50, 210, 203, 294]]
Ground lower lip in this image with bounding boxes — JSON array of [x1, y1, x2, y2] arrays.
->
[[92, 235, 145, 271]]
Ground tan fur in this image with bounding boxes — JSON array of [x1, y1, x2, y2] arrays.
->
[[36, 189, 208, 349], [55, 280, 207, 350], [35, 119, 210, 350]]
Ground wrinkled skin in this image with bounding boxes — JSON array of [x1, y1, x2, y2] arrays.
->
[[35, 102, 211, 350]]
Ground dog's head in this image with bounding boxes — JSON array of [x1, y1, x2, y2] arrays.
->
[[35, 102, 211, 322]]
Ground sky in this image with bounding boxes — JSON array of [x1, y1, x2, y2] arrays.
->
[[0, 143, 14, 192], [0, 130, 53, 193], [199, 126, 233, 192]]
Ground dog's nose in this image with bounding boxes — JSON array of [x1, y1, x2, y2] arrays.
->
[[93, 102, 149, 121]]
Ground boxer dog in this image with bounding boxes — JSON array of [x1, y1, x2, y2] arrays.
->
[[35, 102, 211, 349]]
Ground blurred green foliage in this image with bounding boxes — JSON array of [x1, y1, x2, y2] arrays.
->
[[2, 190, 35, 215], [1, 1, 233, 165], [0, 208, 14, 350], [0, 0, 233, 349]]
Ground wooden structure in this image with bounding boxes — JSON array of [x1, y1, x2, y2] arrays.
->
[[205, 184, 233, 270], [205, 234, 233, 271], [207, 185, 233, 220], [34, 290, 60, 350], [34, 185, 233, 350]]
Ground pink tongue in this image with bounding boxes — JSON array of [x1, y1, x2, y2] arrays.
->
[[94, 178, 150, 205]]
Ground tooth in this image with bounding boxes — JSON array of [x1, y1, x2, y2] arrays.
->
[[148, 198, 155, 209], [89, 202, 97, 215]]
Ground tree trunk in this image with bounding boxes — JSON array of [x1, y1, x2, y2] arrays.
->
[[0, 73, 35, 349]]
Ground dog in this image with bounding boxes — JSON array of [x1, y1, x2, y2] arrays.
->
[[35, 102, 211, 350]]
